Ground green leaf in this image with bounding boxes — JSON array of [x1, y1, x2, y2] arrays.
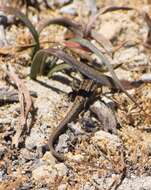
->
[[47, 63, 71, 78], [70, 38, 123, 87], [30, 48, 120, 90], [90, 30, 113, 55], [69, 37, 138, 104], [30, 50, 47, 79]]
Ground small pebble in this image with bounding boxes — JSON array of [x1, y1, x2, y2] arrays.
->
[[60, 4, 77, 15]]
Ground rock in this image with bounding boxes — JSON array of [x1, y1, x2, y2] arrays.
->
[[32, 165, 51, 180], [54, 163, 68, 176], [117, 47, 138, 62], [20, 148, 37, 161], [115, 47, 148, 67], [42, 152, 56, 166], [25, 126, 46, 150], [142, 87, 151, 99], [92, 174, 116, 190], [60, 4, 77, 15], [112, 68, 132, 81], [92, 130, 121, 150], [58, 184, 68, 190], [118, 176, 151, 190], [17, 182, 33, 190], [11, 160, 19, 172], [101, 97, 117, 110], [94, 130, 120, 145], [67, 153, 84, 162], [82, 111, 97, 133], [55, 134, 69, 153], [141, 73, 151, 82], [99, 21, 122, 41], [0, 164, 7, 182], [32, 162, 58, 183], [90, 101, 117, 134], [36, 145, 46, 158], [32, 156, 68, 183], [7, 15, 16, 25], [0, 118, 12, 125], [68, 122, 84, 135], [83, 182, 95, 190]]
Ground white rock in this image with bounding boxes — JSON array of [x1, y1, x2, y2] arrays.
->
[[32, 165, 53, 183], [92, 174, 113, 189], [118, 176, 151, 190], [25, 127, 45, 150], [93, 130, 121, 149], [141, 73, 151, 82], [56, 134, 69, 152], [116, 47, 138, 62], [99, 21, 121, 40], [58, 184, 68, 190], [83, 182, 95, 190], [60, 4, 77, 15], [42, 152, 56, 166], [54, 163, 68, 176], [115, 47, 148, 66], [68, 154, 84, 162]]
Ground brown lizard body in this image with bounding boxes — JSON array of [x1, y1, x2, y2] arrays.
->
[[48, 79, 97, 161]]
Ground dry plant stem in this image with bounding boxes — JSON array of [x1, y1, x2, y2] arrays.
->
[[0, 87, 37, 105], [38, 17, 83, 36], [1, 64, 34, 147], [0, 40, 60, 54], [90, 30, 113, 55]]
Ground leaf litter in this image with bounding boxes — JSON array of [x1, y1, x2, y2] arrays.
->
[[0, 0, 150, 189]]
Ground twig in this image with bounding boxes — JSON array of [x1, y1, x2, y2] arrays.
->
[[2, 64, 34, 147]]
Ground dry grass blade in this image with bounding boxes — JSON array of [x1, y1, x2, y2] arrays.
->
[[100, 5, 134, 14], [70, 38, 123, 84], [0, 5, 40, 57], [64, 41, 91, 52], [30, 51, 48, 79], [3, 64, 34, 148], [90, 30, 113, 55], [143, 12, 151, 46], [70, 38, 140, 107], [47, 63, 71, 78], [120, 80, 143, 90], [30, 48, 120, 89], [38, 17, 83, 37], [0, 47, 13, 55]]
